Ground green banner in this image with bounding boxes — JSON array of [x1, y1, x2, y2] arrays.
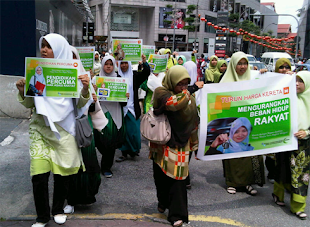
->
[[76, 46, 95, 71], [142, 45, 155, 60], [112, 39, 142, 63], [148, 54, 168, 73], [24, 57, 81, 98], [197, 73, 298, 161], [95, 76, 128, 102]]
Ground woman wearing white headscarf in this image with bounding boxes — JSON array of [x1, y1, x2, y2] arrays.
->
[[63, 46, 108, 214], [28, 66, 46, 96], [15, 33, 91, 227], [93, 51, 102, 77], [273, 71, 310, 220], [219, 52, 265, 195], [116, 55, 150, 162], [92, 55, 126, 178]]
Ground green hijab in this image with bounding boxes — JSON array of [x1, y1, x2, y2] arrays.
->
[[205, 55, 220, 82], [220, 51, 251, 83], [213, 59, 228, 83], [153, 65, 198, 148], [177, 55, 187, 65], [296, 71, 310, 131], [275, 58, 291, 73], [161, 65, 190, 93]]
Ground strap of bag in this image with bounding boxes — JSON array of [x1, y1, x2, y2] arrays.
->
[[72, 99, 78, 118]]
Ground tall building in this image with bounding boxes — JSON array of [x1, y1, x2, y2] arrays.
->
[[298, 0, 310, 59]]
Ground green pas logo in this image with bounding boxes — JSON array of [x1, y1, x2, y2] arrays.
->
[[262, 138, 289, 146]]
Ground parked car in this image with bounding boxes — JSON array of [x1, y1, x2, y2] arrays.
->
[[206, 117, 238, 145], [246, 54, 257, 63], [294, 64, 310, 72], [250, 62, 267, 70], [261, 52, 295, 72]]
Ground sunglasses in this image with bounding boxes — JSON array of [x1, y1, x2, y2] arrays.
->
[[279, 65, 290, 69]]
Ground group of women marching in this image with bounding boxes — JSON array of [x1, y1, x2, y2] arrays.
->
[[17, 33, 310, 227]]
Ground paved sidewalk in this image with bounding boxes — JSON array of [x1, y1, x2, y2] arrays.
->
[[0, 219, 171, 227]]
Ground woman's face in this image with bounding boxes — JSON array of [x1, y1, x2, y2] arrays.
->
[[120, 61, 129, 72], [36, 67, 42, 75], [178, 57, 184, 65], [104, 60, 113, 74], [174, 78, 189, 94], [220, 63, 227, 73], [211, 58, 217, 67], [296, 76, 305, 94], [95, 53, 99, 60], [235, 58, 248, 76], [40, 39, 54, 58], [278, 63, 291, 74], [117, 44, 121, 50], [233, 126, 248, 143]]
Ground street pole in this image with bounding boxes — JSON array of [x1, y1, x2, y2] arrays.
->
[[172, 0, 177, 51], [86, 15, 89, 46], [193, 0, 199, 52], [250, 13, 299, 60], [107, 0, 112, 52]]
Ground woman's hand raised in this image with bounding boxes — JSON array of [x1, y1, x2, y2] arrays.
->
[[16, 78, 26, 98]]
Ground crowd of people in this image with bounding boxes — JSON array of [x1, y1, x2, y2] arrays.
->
[[16, 33, 310, 227]]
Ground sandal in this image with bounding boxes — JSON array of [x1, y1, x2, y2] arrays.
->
[[227, 187, 236, 194], [173, 220, 183, 227], [272, 193, 285, 206], [292, 211, 307, 220], [245, 185, 257, 196]]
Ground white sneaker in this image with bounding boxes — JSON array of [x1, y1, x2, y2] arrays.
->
[[54, 214, 67, 224], [31, 223, 47, 227], [63, 204, 74, 214]]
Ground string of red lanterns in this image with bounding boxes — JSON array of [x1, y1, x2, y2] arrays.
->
[[199, 17, 299, 56]]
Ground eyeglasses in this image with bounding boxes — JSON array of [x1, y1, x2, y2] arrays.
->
[[279, 65, 291, 69]]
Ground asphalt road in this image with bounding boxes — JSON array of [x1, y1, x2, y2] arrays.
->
[[0, 118, 309, 227]]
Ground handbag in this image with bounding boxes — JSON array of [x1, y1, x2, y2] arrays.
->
[[26, 76, 36, 96], [73, 100, 93, 148], [140, 107, 171, 145]]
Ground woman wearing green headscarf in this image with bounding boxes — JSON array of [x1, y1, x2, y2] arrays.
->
[[165, 48, 177, 69], [213, 59, 228, 83], [220, 51, 265, 195], [205, 55, 220, 83], [272, 71, 310, 220], [150, 66, 199, 227], [265, 58, 294, 183], [275, 58, 294, 74], [177, 55, 186, 65]]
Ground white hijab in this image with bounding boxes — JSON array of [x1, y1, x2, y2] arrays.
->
[[35, 33, 78, 139], [117, 61, 134, 117], [183, 61, 198, 85], [97, 55, 123, 129]]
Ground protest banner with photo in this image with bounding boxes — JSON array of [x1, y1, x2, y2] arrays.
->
[[197, 73, 298, 161], [75, 46, 95, 71], [147, 54, 168, 73], [94, 76, 128, 102], [24, 57, 81, 98], [142, 45, 155, 60], [112, 39, 142, 62]]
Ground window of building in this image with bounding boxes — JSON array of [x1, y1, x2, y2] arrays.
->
[[110, 6, 139, 31], [90, 6, 96, 30], [204, 16, 217, 33]]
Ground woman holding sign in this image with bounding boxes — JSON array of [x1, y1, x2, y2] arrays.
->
[[273, 71, 310, 220], [16, 33, 90, 227], [219, 52, 265, 195], [92, 55, 126, 178], [150, 66, 199, 227]]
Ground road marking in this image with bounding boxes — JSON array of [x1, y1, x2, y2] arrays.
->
[[0, 135, 14, 146], [16, 213, 249, 226]]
